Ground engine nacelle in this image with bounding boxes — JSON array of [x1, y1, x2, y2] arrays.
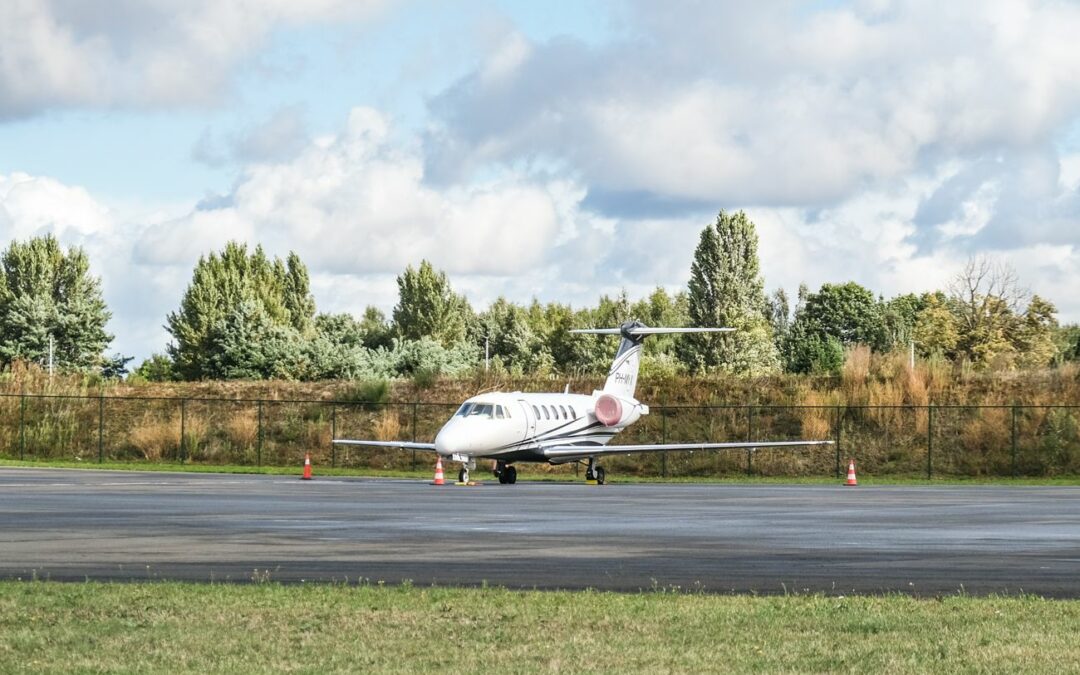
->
[[593, 393, 648, 428]]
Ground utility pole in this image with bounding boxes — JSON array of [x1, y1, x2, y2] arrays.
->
[[485, 335, 490, 372], [48, 335, 54, 378], [909, 340, 915, 370]]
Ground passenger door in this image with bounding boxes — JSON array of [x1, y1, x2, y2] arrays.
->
[[517, 400, 536, 444]]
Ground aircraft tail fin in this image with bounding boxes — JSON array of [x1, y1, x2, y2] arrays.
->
[[570, 322, 733, 399]]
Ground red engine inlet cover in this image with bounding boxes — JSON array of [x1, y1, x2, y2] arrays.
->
[[594, 394, 623, 426]]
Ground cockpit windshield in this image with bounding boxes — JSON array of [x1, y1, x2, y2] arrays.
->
[[453, 402, 508, 420], [468, 404, 494, 418]]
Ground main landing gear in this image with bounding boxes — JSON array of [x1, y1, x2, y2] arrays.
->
[[584, 457, 606, 485], [493, 461, 518, 484]]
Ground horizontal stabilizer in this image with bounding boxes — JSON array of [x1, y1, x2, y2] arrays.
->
[[570, 327, 734, 336]]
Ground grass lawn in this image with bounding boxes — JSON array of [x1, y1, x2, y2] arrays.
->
[[0, 582, 1077, 673], [3, 457, 1080, 485]]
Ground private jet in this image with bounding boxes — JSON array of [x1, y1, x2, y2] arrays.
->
[[333, 322, 834, 484]]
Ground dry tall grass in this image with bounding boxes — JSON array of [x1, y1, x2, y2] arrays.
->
[[129, 414, 179, 461], [373, 409, 402, 441], [226, 411, 259, 450], [795, 389, 837, 440]]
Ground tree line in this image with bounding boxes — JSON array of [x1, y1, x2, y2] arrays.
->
[[0, 214, 1075, 382]]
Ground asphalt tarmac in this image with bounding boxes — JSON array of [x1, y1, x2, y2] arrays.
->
[[1, 468, 1078, 596]]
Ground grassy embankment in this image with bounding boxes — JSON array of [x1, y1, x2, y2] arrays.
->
[[2, 353, 1079, 478], [0, 582, 1077, 673]]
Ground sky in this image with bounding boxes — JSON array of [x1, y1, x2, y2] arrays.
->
[[1, 0, 1079, 363]]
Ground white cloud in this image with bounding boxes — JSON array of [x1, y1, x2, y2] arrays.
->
[[427, 0, 1080, 217], [0, 173, 112, 238], [0, 0, 392, 117], [137, 107, 576, 277]]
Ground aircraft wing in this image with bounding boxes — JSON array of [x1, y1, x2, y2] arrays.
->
[[542, 440, 833, 459], [331, 439, 437, 451]]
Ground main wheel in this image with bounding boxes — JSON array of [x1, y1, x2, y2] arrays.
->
[[505, 466, 517, 484], [458, 467, 469, 483], [498, 471, 508, 484], [594, 466, 606, 485]]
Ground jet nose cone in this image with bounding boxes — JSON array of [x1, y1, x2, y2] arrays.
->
[[434, 425, 462, 456]]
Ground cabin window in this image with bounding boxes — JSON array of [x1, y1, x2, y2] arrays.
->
[[559, 405, 568, 419], [503, 406, 511, 419], [495, 406, 505, 419], [568, 405, 576, 419], [532, 405, 540, 419], [542, 406, 550, 420]]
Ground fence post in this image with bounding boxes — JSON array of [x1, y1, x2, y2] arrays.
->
[[661, 407, 668, 478], [1011, 404, 1018, 478], [98, 394, 105, 464], [745, 405, 754, 476], [257, 400, 263, 467], [331, 405, 337, 469], [834, 406, 842, 479], [927, 404, 934, 479], [19, 393, 26, 461], [180, 398, 187, 464], [411, 403, 418, 472]]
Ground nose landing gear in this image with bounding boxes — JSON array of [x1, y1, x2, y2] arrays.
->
[[494, 461, 518, 484], [456, 459, 476, 484]]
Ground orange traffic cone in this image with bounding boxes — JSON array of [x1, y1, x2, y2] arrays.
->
[[432, 457, 445, 485], [301, 453, 313, 480], [845, 459, 857, 486]]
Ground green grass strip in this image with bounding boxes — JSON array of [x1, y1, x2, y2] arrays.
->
[[0, 582, 1078, 673]]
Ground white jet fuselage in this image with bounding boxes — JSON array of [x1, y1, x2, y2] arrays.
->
[[433, 391, 644, 464]]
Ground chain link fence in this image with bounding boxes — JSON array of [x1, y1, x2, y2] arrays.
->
[[2, 393, 1078, 478]]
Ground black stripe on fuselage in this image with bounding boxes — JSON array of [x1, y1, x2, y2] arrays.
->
[[482, 419, 617, 457]]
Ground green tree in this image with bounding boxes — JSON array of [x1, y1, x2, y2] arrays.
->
[[783, 326, 845, 374], [912, 293, 961, 359], [1054, 324, 1080, 363], [767, 288, 791, 351], [681, 211, 780, 375], [133, 353, 176, 382], [392, 260, 472, 347], [359, 306, 393, 350], [166, 242, 316, 379], [202, 299, 304, 380], [314, 313, 366, 349], [475, 297, 550, 374], [799, 282, 888, 350], [282, 252, 316, 334], [525, 300, 582, 373], [0, 234, 112, 369], [1014, 295, 1058, 368], [100, 354, 134, 380], [948, 256, 1027, 367], [883, 293, 925, 350]]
